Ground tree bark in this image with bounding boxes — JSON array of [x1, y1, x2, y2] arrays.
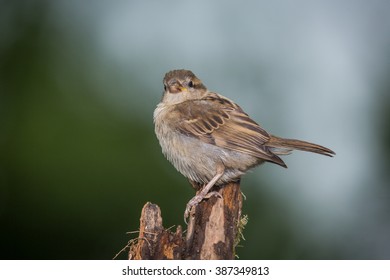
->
[[128, 180, 243, 260]]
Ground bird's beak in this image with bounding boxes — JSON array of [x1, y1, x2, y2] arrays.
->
[[168, 83, 187, 94], [178, 86, 187, 92]]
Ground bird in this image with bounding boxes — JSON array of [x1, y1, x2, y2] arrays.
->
[[153, 69, 335, 220]]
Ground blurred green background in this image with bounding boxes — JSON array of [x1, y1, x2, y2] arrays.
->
[[1, 0, 390, 259]]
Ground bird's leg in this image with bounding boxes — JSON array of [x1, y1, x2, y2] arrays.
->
[[184, 165, 224, 221]]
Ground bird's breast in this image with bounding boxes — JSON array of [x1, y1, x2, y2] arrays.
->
[[154, 104, 260, 185]]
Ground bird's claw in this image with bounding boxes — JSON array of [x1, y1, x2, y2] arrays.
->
[[184, 191, 222, 223]]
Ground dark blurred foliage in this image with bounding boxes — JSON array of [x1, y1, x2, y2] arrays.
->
[[1, 0, 389, 260], [0, 0, 187, 259]]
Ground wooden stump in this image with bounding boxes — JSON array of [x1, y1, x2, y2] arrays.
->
[[129, 181, 243, 260]]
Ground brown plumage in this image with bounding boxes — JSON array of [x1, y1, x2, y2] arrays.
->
[[154, 69, 335, 219]]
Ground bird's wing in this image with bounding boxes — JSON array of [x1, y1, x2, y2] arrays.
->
[[172, 93, 286, 166]]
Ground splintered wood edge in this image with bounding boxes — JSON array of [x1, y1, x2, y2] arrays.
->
[[130, 202, 185, 260], [130, 202, 163, 259], [139, 202, 163, 238]]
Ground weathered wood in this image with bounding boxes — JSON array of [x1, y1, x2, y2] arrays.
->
[[128, 181, 243, 260], [128, 203, 184, 260]]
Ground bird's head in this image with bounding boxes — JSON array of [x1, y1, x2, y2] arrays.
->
[[161, 69, 207, 104]]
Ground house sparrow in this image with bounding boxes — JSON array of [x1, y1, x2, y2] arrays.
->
[[154, 69, 335, 219]]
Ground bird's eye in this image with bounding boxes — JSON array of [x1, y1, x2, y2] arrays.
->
[[188, 81, 194, 88], [164, 85, 167, 91]]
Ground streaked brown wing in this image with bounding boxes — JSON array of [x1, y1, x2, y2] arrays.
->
[[173, 94, 284, 165]]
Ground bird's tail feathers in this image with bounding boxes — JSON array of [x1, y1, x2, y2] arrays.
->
[[267, 135, 335, 157]]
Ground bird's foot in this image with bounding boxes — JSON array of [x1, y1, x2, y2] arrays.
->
[[184, 191, 222, 223]]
